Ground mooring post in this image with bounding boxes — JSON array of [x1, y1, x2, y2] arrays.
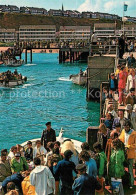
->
[[59, 50, 62, 63], [30, 49, 32, 63], [25, 49, 27, 64]]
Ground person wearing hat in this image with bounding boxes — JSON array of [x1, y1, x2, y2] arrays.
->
[[124, 104, 133, 121], [72, 164, 101, 195], [53, 150, 76, 195], [41, 122, 56, 149], [11, 153, 28, 174], [24, 141, 33, 162]]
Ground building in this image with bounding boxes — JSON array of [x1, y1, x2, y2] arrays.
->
[[0, 5, 19, 13], [20, 7, 47, 15], [82, 12, 92, 18], [0, 5, 11, 12], [0, 27, 17, 42], [19, 25, 56, 41], [59, 26, 91, 41], [67, 10, 81, 18], [48, 9, 62, 16], [122, 24, 136, 38], [94, 23, 115, 38]]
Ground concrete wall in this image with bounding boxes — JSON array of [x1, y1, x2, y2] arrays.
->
[[87, 56, 115, 100]]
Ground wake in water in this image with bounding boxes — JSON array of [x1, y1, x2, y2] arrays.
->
[[58, 77, 71, 82], [24, 64, 37, 66]]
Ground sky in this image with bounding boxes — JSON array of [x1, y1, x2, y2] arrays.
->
[[0, 0, 136, 17]]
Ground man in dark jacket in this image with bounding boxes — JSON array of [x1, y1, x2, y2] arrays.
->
[[53, 150, 76, 195], [72, 164, 101, 195], [41, 122, 56, 149], [118, 35, 125, 59]]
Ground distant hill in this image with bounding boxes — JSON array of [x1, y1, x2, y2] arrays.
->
[[0, 12, 122, 31]]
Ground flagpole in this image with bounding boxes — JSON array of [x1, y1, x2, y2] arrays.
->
[[123, 2, 125, 35]]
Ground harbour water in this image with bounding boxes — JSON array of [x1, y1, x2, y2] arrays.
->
[[0, 53, 99, 149]]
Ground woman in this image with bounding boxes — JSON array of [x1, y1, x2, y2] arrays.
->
[[109, 139, 125, 179], [104, 113, 113, 130], [126, 69, 136, 93], [33, 140, 47, 165], [118, 66, 128, 105], [97, 123, 110, 152]]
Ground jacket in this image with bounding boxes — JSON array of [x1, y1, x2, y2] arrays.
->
[[126, 75, 136, 92], [85, 158, 97, 178], [22, 175, 35, 195], [109, 78, 118, 90], [109, 150, 125, 178], [72, 173, 101, 195], [0, 159, 11, 182], [41, 128, 56, 148], [30, 165, 55, 195], [97, 151, 107, 177], [119, 129, 136, 159], [11, 157, 28, 173], [118, 71, 127, 89]]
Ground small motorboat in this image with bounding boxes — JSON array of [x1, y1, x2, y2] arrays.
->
[[0, 76, 27, 87], [70, 69, 87, 86], [4, 58, 24, 67]]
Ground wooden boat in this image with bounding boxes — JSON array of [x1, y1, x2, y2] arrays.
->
[[4, 59, 24, 67], [70, 69, 87, 86], [0, 76, 27, 87]]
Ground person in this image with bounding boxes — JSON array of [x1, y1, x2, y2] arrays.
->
[[104, 113, 113, 130], [16, 144, 24, 157], [22, 171, 35, 195], [30, 157, 55, 195], [79, 150, 97, 178], [119, 120, 136, 188], [112, 111, 126, 130], [11, 152, 28, 174], [108, 139, 125, 194], [41, 122, 56, 149], [8, 146, 17, 162], [127, 54, 135, 67], [45, 142, 54, 164], [118, 35, 125, 59], [6, 190, 18, 195], [93, 142, 107, 179], [81, 142, 95, 159], [72, 164, 101, 195], [118, 66, 128, 105], [109, 73, 118, 91], [110, 123, 121, 139], [97, 123, 110, 152], [33, 140, 47, 164], [53, 150, 76, 195], [131, 104, 136, 131], [24, 141, 33, 161], [0, 153, 12, 182], [124, 104, 133, 121], [107, 104, 118, 119], [2, 173, 24, 194], [91, 31, 98, 45], [126, 88, 136, 106], [126, 69, 136, 93], [5, 182, 18, 195]]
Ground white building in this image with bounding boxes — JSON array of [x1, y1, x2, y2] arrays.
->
[[0, 28, 17, 42]]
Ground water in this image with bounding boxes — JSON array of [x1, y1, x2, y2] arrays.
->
[[0, 53, 100, 150]]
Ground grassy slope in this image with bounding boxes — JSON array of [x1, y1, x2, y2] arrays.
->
[[0, 13, 121, 31]]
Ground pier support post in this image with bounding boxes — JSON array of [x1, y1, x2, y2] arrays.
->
[[59, 50, 62, 63], [70, 49, 72, 63], [30, 49, 32, 63], [25, 49, 27, 64], [62, 51, 65, 62]]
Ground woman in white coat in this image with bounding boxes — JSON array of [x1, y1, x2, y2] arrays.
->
[[33, 140, 47, 165], [126, 69, 136, 93]]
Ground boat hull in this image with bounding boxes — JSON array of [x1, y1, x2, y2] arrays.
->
[[70, 74, 87, 86]]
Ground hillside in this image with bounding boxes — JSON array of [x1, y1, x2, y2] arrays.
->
[[0, 13, 121, 31]]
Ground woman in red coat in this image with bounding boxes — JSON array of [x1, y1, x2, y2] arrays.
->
[[118, 66, 128, 105]]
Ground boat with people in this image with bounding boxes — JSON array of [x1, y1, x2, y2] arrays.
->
[[0, 70, 27, 87], [4, 58, 24, 67], [69, 69, 87, 86]]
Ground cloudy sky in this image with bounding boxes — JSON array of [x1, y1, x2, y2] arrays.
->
[[0, 0, 136, 17]]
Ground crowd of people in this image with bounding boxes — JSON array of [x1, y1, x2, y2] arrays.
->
[[0, 118, 136, 195], [0, 70, 22, 83]]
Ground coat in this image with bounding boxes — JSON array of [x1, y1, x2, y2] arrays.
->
[[119, 129, 136, 159], [72, 173, 101, 195], [33, 146, 47, 159], [85, 158, 97, 178], [22, 175, 35, 195], [0, 159, 11, 182], [41, 128, 56, 148], [118, 71, 127, 89], [11, 157, 28, 173], [109, 150, 125, 178], [30, 165, 55, 195], [126, 75, 136, 92]]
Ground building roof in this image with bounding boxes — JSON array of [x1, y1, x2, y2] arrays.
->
[[60, 26, 91, 31], [19, 25, 56, 29]]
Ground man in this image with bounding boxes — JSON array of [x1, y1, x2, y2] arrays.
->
[[41, 122, 56, 149], [0, 153, 12, 182], [53, 150, 76, 195], [127, 54, 135, 68], [24, 141, 33, 161], [118, 34, 125, 59], [112, 111, 126, 130], [119, 121, 136, 188], [124, 104, 133, 121], [72, 164, 101, 195], [91, 32, 98, 45], [126, 88, 136, 106], [30, 157, 55, 195]]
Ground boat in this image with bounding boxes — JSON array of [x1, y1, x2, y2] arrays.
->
[[4, 58, 24, 67], [70, 69, 87, 86], [21, 128, 82, 153], [0, 76, 27, 87]]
